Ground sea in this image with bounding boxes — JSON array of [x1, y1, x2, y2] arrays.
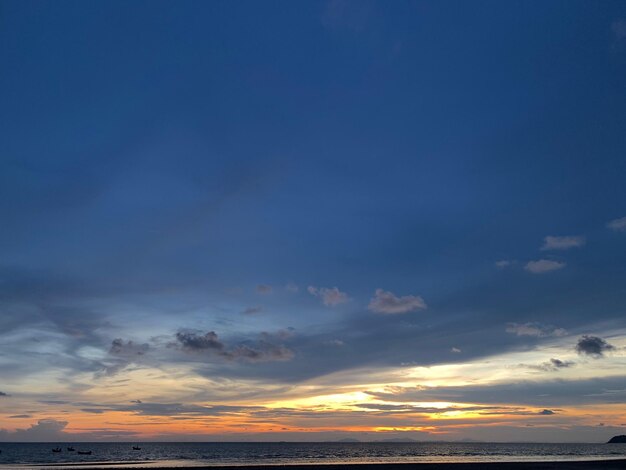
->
[[0, 442, 625, 469]]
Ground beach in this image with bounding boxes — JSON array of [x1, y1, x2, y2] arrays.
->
[[12, 460, 626, 470]]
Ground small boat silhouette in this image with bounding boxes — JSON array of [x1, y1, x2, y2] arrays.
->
[[67, 447, 75, 451], [132, 446, 141, 450], [77, 450, 92, 455], [52, 448, 62, 453]]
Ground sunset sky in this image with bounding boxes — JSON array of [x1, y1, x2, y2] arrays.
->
[[1, 0, 626, 443]]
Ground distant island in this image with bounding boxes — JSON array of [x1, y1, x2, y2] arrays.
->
[[608, 435, 626, 443]]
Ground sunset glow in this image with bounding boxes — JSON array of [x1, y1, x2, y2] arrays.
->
[[2, 0, 626, 447]]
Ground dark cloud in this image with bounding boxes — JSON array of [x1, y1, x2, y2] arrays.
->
[[0, 391, 8, 397], [241, 306, 262, 315], [226, 343, 294, 363], [0, 419, 142, 442], [175, 331, 224, 352], [9, 414, 32, 418], [109, 338, 149, 356], [0, 419, 68, 442], [548, 358, 573, 369], [173, 330, 294, 363], [575, 335, 615, 358]]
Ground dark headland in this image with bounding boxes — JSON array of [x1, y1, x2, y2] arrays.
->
[[607, 435, 626, 443]]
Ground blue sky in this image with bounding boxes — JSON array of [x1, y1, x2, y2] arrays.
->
[[1, 0, 626, 442]]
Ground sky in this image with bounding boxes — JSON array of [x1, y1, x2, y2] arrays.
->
[[1, 0, 626, 443]]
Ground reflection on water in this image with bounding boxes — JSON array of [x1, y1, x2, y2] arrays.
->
[[0, 442, 625, 468]]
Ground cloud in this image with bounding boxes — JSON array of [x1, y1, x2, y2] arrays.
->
[[521, 358, 575, 372], [607, 216, 626, 232], [575, 335, 616, 358], [546, 358, 574, 369], [365, 376, 626, 407], [227, 343, 294, 363], [0, 391, 8, 397], [307, 286, 349, 306], [451, 347, 461, 353], [109, 339, 149, 356], [173, 330, 294, 363], [505, 322, 567, 338], [0, 419, 68, 442], [285, 283, 299, 293], [241, 306, 262, 315], [612, 19, 626, 40], [368, 289, 426, 314], [524, 259, 565, 274], [495, 260, 513, 268], [81, 402, 261, 417], [175, 331, 224, 352], [541, 235, 585, 251], [256, 284, 273, 294], [352, 403, 557, 417]]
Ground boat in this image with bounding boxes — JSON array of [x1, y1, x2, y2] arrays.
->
[[52, 448, 62, 453], [132, 446, 141, 450], [77, 450, 92, 455], [67, 447, 75, 451]]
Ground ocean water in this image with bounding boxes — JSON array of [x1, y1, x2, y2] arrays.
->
[[0, 442, 625, 468]]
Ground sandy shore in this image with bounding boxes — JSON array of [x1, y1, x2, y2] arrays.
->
[[217, 461, 626, 470], [166, 461, 625, 470]]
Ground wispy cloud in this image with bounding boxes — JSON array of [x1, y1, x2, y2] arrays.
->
[[541, 235, 585, 251], [521, 358, 575, 372], [506, 322, 567, 338], [307, 286, 349, 306], [524, 259, 565, 274], [607, 216, 626, 232], [256, 284, 273, 294], [495, 260, 514, 268], [368, 289, 426, 314], [612, 19, 626, 40], [241, 306, 262, 315], [285, 283, 299, 293], [109, 339, 149, 356]]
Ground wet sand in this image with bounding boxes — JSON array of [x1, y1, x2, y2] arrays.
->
[[26, 460, 626, 470], [212, 461, 626, 470]]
